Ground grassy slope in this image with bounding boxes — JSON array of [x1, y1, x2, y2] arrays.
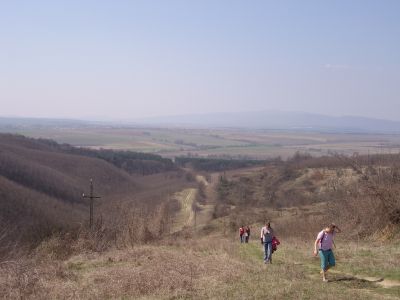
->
[[0, 134, 195, 259], [3, 233, 399, 299]]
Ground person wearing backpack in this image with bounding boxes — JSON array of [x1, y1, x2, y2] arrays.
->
[[313, 223, 341, 282], [260, 221, 274, 264]]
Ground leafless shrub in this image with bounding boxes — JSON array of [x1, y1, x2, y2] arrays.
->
[[185, 171, 195, 182], [329, 164, 400, 238], [274, 213, 325, 240], [197, 181, 206, 204], [310, 170, 324, 181], [212, 203, 231, 219]]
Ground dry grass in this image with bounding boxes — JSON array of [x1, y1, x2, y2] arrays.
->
[[2, 134, 400, 299], [1, 232, 399, 300], [0, 236, 243, 299]]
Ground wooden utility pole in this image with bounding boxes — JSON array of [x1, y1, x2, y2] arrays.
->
[[194, 207, 197, 229], [82, 179, 101, 229]]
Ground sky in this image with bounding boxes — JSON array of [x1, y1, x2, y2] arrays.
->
[[1, 1, 400, 121]]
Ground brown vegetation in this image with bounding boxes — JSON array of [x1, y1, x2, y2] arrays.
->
[[214, 151, 400, 239], [0, 134, 193, 259], [1, 133, 400, 299]]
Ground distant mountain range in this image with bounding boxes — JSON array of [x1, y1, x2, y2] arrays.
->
[[137, 111, 400, 133], [1, 111, 400, 133], [0, 117, 100, 128]]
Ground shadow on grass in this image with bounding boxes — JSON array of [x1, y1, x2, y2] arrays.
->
[[329, 275, 382, 289], [331, 275, 382, 283]]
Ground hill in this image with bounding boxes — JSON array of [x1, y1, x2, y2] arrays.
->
[[2, 152, 400, 299], [0, 134, 192, 257], [1, 134, 400, 299]]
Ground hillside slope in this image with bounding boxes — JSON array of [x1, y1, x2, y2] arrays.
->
[[0, 134, 191, 256]]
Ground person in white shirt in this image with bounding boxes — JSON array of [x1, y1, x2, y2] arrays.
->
[[260, 221, 274, 264]]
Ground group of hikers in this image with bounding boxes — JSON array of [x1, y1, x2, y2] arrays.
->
[[240, 221, 341, 282], [239, 225, 251, 243]]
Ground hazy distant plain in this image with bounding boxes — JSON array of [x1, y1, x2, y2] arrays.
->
[[4, 126, 400, 159]]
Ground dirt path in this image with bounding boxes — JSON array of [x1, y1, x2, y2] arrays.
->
[[241, 241, 400, 299], [171, 174, 216, 233], [292, 258, 400, 289], [292, 259, 400, 289], [328, 273, 400, 288], [194, 174, 215, 229], [195, 174, 209, 186], [171, 188, 197, 232]]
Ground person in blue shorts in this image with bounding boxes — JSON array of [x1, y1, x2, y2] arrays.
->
[[313, 223, 341, 282]]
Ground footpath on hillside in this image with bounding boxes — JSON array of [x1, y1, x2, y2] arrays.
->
[[238, 237, 400, 299], [171, 188, 197, 232], [36, 234, 398, 299], [169, 170, 400, 296], [171, 175, 215, 233]]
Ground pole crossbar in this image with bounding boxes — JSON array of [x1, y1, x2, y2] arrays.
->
[[82, 179, 101, 229]]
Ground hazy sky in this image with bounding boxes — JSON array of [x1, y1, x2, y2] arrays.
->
[[1, 1, 399, 121]]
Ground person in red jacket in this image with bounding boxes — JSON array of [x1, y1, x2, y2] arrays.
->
[[239, 226, 245, 243]]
